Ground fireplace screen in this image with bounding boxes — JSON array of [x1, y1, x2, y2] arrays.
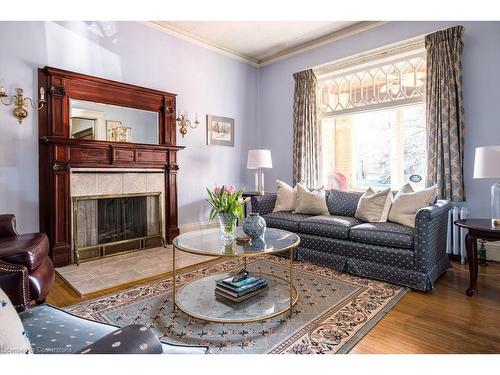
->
[[72, 192, 162, 264]]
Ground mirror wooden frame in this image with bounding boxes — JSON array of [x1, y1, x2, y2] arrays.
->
[[38, 66, 184, 267]]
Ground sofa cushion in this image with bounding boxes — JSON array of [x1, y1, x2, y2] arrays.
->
[[19, 304, 209, 354], [76, 324, 163, 354], [20, 304, 116, 354], [349, 222, 415, 249], [299, 215, 362, 239], [262, 212, 311, 232], [326, 189, 363, 217], [0, 233, 49, 271], [251, 194, 277, 216]]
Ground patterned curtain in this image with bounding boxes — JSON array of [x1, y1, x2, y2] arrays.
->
[[425, 26, 465, 201], [293, 69, 320, 187]]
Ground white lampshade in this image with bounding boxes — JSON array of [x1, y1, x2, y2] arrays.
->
[[473, 146, 500, 179], [247, 149, 272, 169]]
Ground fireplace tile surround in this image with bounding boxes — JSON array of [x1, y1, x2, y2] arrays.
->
[[70, 169, 165, 197]]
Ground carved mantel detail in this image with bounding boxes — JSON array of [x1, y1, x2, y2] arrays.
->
[[52, 163, 71, 172], [166, 163, 180, 172], [38, 66, 183, 267], [48, 85, 67, 97]]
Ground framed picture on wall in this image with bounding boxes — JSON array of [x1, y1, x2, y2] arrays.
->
[[206, 115, 234, 147]]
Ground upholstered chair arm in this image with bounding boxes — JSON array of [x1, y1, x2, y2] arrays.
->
[[0, 214, 19, 238], [0, 259, 30, 311], [413, 200, 452, 273], [250, 194, 277, 216], [76, 324, 163, 354]]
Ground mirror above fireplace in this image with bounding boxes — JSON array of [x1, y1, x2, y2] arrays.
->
[[70, 99, 159, 144]]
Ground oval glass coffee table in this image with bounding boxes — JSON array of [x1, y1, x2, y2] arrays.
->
[[171, 227, 300, 324]]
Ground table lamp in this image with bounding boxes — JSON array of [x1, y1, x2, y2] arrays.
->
[[247, 150, 272, 195], [473, 145, 500, 227]]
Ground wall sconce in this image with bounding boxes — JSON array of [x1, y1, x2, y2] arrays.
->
[[0, 81, 46, 124], [176, 112, 199, 138]]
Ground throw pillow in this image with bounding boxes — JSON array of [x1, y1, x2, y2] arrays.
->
[[294, 184, 330, 215], [388, 184, 438, 228], [394, 182, 414, 197], [354, 187, 393, 223], [326, 189, 364, 217], [273, 180, 299, 212], [0, 288, 32, 354]]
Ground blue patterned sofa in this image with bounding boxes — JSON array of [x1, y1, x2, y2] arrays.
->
[[18, 304, 209, 354], [251, 189, 451, 291]]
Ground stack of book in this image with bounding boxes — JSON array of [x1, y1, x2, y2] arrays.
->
[[215, 273, 268, 303]]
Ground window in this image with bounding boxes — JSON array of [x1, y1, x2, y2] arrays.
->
[[316, 43, 427, 191]]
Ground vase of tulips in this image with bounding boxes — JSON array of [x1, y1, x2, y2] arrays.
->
[[206, 185, 247, 242]]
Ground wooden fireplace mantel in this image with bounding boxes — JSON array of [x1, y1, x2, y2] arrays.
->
[[38, 66, 184, 267]]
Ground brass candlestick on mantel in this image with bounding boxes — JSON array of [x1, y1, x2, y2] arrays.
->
[[176, 112, 199, 138], [0, 81, 46, 124]]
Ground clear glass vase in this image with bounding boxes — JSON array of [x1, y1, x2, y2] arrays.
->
[[218, 213, 238, 243]]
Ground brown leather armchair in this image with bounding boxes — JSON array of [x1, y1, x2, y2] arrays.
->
[[0, 214, 54, 311]]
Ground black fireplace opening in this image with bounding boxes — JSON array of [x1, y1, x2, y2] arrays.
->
[[97, 196, 147, 244]]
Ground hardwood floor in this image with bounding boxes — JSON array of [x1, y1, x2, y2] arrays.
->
[[47, 257, 500, 354], [351, 261, 500, 354]]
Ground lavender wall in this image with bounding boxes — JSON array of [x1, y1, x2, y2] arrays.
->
[[259, 21, 500, 218], [0, 21, 259, 232], [1, 21, 499, 233]]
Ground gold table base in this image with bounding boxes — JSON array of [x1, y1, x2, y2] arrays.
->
[[171, 245, 298, 324]]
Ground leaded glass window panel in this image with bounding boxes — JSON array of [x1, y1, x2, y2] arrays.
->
[[317, 53, 426, 116]]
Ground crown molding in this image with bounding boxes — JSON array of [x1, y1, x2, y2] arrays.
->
[[145, 21, 260, 66], [145, 21, 386, 67], [258, 21, 387, 66]]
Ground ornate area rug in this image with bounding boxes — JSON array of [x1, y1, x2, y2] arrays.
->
[[66, 256, 407, 354]]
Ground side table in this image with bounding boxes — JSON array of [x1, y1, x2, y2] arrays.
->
[[454, 219, 500, 296]]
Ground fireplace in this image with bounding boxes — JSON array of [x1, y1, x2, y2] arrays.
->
[[72, 192, 163, 264], [38, 66, 183, 267]]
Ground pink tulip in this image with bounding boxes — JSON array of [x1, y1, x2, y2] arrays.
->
[[214, 186, 222, 195], [224, 185, 235, 195]]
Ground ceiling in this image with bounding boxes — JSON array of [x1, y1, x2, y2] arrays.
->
[[152, 21, 381, 65]]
